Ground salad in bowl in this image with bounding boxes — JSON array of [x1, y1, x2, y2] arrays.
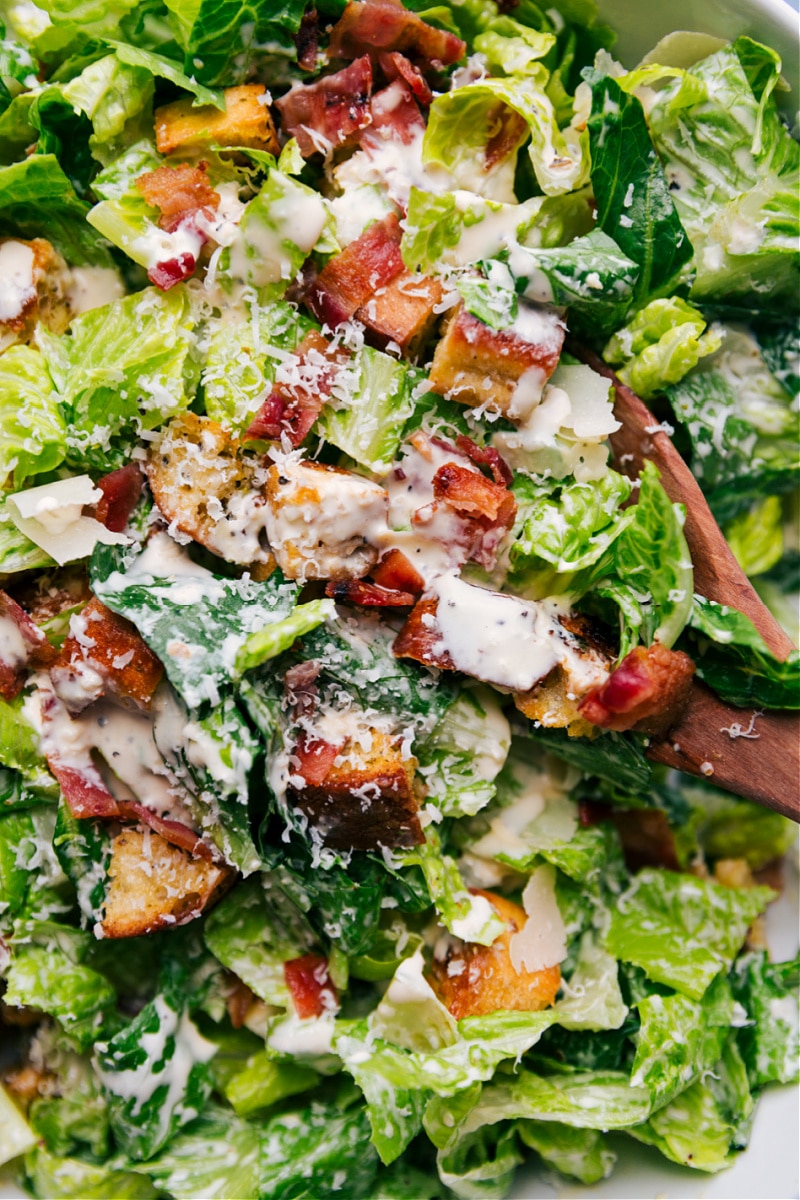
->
[[0, 1, 797, 1198]]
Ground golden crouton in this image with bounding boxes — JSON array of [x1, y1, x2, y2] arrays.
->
[[514, 614, 614, 736], [101, 829, 233, 939], [264, 459, 386, 582], [147, 412, 272, 567], [51, 596, 164, 713], [428, 303, 565, 419], [356, 271, 443, 358], [0, 237, 71, 352], [429, 890, 561, 1020], [155, 84, 279, 156], [288, 729, 424, 851]]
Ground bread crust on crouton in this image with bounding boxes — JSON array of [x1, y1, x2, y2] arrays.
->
[[288, 729, 424, 850], [101, 828, 234, 939], [155, 84, 279, 156], [428, 304, 564, 418], [429, 890, 561, 1020], [50, 596, 164, 713], [147, 412, 272, 566]]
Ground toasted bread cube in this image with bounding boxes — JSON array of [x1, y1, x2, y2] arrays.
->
[[147, 412, 272, 566], [264, 459, 387, 582], [429, 890, 561, 1019], [428, 304, 565, 420], [101, 828, 233, 939], [155, 84, 279, 156], [356, 271, 443, 356], [289, 730, 424, 851], [0, 237, 71, 352], [51, 597, 164, 714]]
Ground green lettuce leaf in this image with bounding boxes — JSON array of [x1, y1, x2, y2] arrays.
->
[[318, 345, 416, 475], [730, 951, 800, 1089], [396, 828, 505, 947], [24, 1146, 160, 1200], [507, 229, 639, 337], [593, 460, 693, 655], [202, 300, 313, 431], [508, 468, 633, 599], [0, 345, 65, 489], [0, 153, 111, 264], [52, 799, 111, 926], [517, 1121, 615, 1184], [415, 686, 510, 819], [4, 924, 117, 1048], [90, 538, 299, 708], [625, 1074, 741, 1173], [645, 39, 799, 308], [128, 1105, 262, 1199], [0, 1085, 37, 1169], [437, 1124, 522, 1199], [631, 975, 733, 1109], [584, 70, 692, 307], [604, 297, 722, 400], [204, 874, 313, 1006], [38, 285, 197, 471], [686, 594, 800, 709], [94, 985, 216, 1160], [424, 73, 586, 202], [182, 0, 308, 87], [604, 867, 774, 1000], [724, 495, 784, 578]]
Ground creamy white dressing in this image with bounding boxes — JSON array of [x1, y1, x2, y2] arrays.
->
[[430, 574, 560, 691], [0, 240, 36, 322], [265, 457, 388, 582], [0, 612, 27, 670]]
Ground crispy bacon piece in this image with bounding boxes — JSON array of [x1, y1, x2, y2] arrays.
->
[[94, 464, 143, 533], [355, 268, 443, 356], [578, 643, 696, 736], [284, 661, 320, 720], [284, 953, 338, 1018], [455, 434, 513, 488], [429, 461, 516, 569], [429, 890, 561, 1020], [306, 213, 404, 328], [50, 597, 164, 714], [289, 729, 423, 850], [295, 7, 320, 71], [48, 753, 211, 860], [612, 809, 680, 872], [0, 591, 56, 700], [392, 597, 454, 671], [148, 254, 197, 291], [46, 758, 120, 820], [429, 304, 565, 418], [116, 800, 212, 860], [136, 163, 219, 233], [328, 1, 465, 70], [275, 55, 373, 157], [365, 79, 425, 145], [225, 976, 258, 1029], [293, 732, 342, 786], [371, 549, 425, 595], [433, 462, 516, 527], [244, 330, 347, 447], [379, 51, 433, 105], [325, 579, 415, 606]]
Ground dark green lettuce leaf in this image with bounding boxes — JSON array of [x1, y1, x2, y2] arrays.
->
[[584, 70, 693, 309]]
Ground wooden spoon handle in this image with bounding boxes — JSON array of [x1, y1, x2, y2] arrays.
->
[[571, 344, 794, 659], [569, 343, 799, 820], [648, 682, 800, 821]]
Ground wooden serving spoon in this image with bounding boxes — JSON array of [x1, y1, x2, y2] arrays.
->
[[571, 344, 799, 823]]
